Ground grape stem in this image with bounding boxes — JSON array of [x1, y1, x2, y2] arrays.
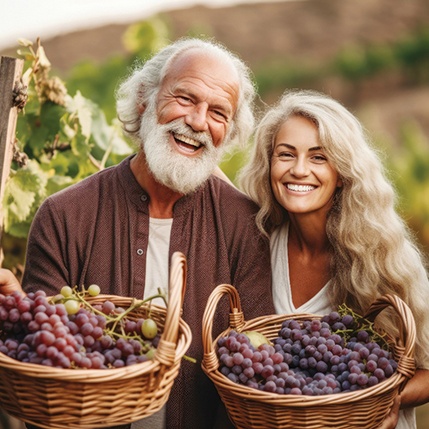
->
[[51, 286, 197, 363], [338, 303, 390, 349]]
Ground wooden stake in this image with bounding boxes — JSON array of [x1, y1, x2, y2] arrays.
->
[[0, 56, 24, 265]]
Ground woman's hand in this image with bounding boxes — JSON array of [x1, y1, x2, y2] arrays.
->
[[0, 268, 24, 295], [377, 395, 400, 429]]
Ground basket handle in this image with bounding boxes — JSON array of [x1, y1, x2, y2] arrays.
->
[[154, 251, 187, 366], [363, 294, 416, 380], [202, 284, 245, 373]]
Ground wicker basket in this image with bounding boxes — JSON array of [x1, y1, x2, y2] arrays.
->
[[202, 284, 416, 429], [0, 251, 192, 429]]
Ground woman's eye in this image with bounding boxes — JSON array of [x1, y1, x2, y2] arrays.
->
[[277, 152, 293, 159]]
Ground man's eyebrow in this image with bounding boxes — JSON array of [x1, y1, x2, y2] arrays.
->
[[176, 86, 233, 117]]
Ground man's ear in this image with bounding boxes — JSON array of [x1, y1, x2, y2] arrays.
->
[[138, 103, 146, 115]]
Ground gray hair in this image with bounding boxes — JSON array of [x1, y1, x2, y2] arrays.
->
[[115, 37, 257, 150]]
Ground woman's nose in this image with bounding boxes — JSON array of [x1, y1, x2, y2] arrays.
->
[[290, 158, 310, 177]]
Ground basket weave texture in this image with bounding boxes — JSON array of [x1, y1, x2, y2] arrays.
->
[[0, 251, 192, 429], [202, 284, 416, 429]]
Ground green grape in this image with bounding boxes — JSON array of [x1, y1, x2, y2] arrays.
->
[[64, 299, 80, 315], [141, 318, 158, 339], [145, 348, 156, 359], [60, 286, 73, 298], [87, 284, 101, 297]]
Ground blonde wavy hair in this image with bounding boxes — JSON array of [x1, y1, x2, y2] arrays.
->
[[238, 89, 429, 367]]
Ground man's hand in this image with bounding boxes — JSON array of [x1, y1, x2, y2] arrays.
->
[[0, 268, 24, 295], [377, 395, 400, 429]]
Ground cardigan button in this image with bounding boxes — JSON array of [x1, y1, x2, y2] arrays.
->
[[136, 249, 144, 256]]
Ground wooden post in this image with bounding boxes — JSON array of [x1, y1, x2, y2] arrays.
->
[[0, 56, 24, 265]]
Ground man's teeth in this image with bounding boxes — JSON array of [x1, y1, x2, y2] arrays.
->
[[287, 184, 315, 192], [174, 133, 201, 148]]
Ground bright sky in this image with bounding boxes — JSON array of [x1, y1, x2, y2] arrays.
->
[[0, 0, 286, 50]]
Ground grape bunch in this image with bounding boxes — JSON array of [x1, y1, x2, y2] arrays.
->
[[216, 309, 398, 395], [0, 286, 162, 369]]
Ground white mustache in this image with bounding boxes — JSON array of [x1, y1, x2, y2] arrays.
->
[[162, 119, 214, 149]]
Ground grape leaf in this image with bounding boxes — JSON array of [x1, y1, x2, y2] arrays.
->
[[2, 161, 48, 235]]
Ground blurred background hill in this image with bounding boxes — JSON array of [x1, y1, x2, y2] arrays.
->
[[1, 0, 429, 427], [4, 0, 427, 255]]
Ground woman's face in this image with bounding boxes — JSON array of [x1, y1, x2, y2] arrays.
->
[[270, 115, 342, 217]]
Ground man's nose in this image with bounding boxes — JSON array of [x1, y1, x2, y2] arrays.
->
[[185, 103, 209, 132]]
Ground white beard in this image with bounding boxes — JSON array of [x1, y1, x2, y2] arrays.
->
[[138, 103, 226, 195]]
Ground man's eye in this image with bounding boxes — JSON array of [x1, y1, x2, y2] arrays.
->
[[213, 110, 228, 120], [177, 96, 192, 103]]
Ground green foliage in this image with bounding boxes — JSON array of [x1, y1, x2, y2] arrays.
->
[[122, 17, 169, 57], [334, 43, 395, 81], [395, 26, 429, 83], [255, 60, 325, 96], [386, 122, 429, 251], [219, 148, 248, 185], [66, 18, 169, 121], [254, 25, 429, 96], [66, 56, 124, 122], [3, 160, 48, 238], [1, 39, 133, 267], [333, 26, 429, 83], [2, 18, 429, 270]]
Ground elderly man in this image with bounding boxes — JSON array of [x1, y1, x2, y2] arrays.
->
[[0, 38, 274, 428]]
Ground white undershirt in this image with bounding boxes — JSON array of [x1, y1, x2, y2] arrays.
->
[[143, 217, 173, 307], [132, 217, 172, 429]]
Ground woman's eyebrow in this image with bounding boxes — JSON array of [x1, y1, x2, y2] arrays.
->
[[275, 143, 323, 151]]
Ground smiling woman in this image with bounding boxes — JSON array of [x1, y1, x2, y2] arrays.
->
[[238, 88, 429, 429], [270, 115, 342, 218]]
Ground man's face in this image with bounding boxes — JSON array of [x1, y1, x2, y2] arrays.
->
[[138, 49, 240, 194], [156, 49, 239, 150]]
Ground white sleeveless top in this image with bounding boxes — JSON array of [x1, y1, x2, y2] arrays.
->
[[270, 222, 331, 316], [270, 222, 416, 429]]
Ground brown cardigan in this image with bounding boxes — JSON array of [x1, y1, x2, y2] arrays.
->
[[22, 155, 274, 428]]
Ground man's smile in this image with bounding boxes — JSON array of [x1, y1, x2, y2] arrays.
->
[[172, 132, 204, 153]]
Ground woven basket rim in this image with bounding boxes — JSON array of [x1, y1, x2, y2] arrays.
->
[[0, 252, 193, 381], [0, 252, 193, 428], [202, 284, 417, 407]]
